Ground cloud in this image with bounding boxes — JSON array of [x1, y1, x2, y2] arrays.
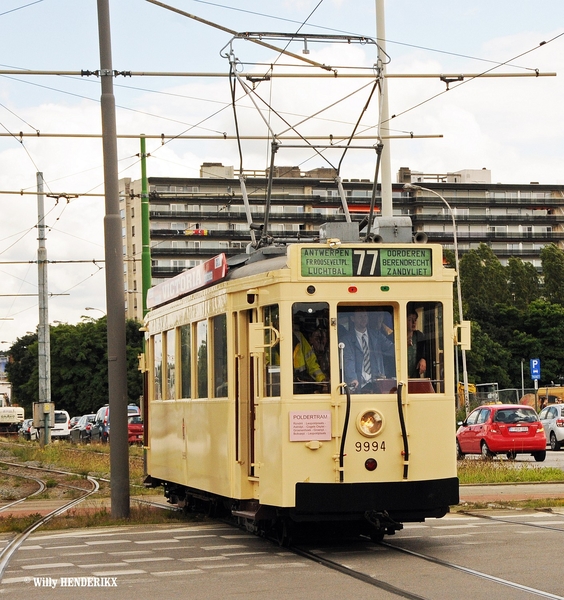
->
[[1, 1, 563, 344]]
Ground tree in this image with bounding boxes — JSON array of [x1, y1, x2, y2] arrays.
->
[[4, 333, 38, 411], [460, 244, 510, 323], [464, 321, 513, 388], [521, 300, 564, 385], [506, 256, 541, 309], [5, 319, 143, 417], [541, 244, 564, 305]]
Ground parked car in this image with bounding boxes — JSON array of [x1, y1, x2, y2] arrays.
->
[[91, 404, 140, 443], [68, 416, 81, 429], [69, 413, 96, 444], [538, 403, 564, 451], [456, 404, 546, 462], [19, 418, 38, 441], [50, 410, 71, 439], [127, 415, 144, 444]]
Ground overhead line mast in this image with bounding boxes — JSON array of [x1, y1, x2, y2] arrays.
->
[[375, 0, 392, 218], [0, 69, 554, 78]]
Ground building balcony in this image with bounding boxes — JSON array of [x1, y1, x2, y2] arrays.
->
[[408, 196, 563, 208], [149, 211, 346, 223], [424, 231, 564, 242]]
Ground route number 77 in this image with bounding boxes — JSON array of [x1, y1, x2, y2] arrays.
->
[[353, 250, 379, 276]]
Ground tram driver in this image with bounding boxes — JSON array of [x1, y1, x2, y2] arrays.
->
[[292, 303, 330, 394], [340, 307, 395, 394], [293, 326, 328, 393]]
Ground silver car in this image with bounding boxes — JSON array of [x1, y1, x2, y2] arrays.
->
[[538, 404, 564, 451]]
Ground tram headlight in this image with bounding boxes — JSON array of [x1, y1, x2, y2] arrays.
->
[[356, 409, 383, 437]]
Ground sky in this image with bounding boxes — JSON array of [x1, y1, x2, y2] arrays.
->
[[0, 0, 562, 346]]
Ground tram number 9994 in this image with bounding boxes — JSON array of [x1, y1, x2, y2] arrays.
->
[[355, 441, 385, 452]]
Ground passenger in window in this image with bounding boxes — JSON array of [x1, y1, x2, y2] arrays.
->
[[293, 325, 327, 393], [372, 310, 395, 378], [341, 308, 395, 393], [407, 309, 427, 378], [308, 328, 330, 380], [373, 310, 393, 338]]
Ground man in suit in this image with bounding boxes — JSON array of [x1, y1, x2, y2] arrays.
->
[[341, 308, 395, 393]]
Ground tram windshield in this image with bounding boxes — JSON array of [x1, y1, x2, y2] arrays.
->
[[337, 306, 396, 394]]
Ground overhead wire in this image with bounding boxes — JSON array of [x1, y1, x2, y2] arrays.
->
[[186, 0, 541, 72], [376, 31, 564, 128], [233, 70, 338, 171], [0, 0, 44, 18], [0, 74, 225, 134]]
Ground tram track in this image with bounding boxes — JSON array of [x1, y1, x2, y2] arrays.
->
[[290, 541, 564, 600], [0, 472, 45, 513], [290, 542, 427, 599], [380, 540, 564, 600], [287, 523, 564, 600], [459, 509, 564, 533], [0, 467, 99, 580]]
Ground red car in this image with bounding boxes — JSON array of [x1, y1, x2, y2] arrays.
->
[[128, 415, 144, 445], [456, 404, 546, 462]]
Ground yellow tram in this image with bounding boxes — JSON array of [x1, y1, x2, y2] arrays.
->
[[143, 227, 464, 542]]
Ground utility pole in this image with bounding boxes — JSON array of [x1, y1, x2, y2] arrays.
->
[[37, 172, 51, 448], [140, 135, 151, 317], [97, 0, 130, 518], [375, 0, 392, 218]]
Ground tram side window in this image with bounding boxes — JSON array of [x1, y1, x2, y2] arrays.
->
[[196, 320, 208, 398], [165, 329, 176, 400], [292, 302, 329, 394], [263, 304, 280, 397], [337, 305, 395, 394], [212, 314, 228, 397], [407, 301, 444, 394], [153, 333, 163, 401], [180, 324, 191, 399]]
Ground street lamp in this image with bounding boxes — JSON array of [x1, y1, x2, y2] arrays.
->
[[85, 307, 106, 316], [404, 183, 470, 416]]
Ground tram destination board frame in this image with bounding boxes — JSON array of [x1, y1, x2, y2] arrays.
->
[[300, 247, 433, 278]]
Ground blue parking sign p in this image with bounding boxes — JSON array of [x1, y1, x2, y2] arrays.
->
[[530, 358, 541, 380]]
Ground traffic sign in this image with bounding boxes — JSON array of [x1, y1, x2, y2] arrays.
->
[[530, 358, 541, 381]]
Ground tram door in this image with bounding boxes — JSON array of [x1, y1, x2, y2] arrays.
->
[[240, 304, 280, 479], [236, 309, 255, 478]]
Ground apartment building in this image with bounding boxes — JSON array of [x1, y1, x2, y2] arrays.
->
[[119, 164, 564, 320]]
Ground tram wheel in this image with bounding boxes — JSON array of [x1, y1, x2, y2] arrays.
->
[[370, 529, 385, 543], [276, 518, 293, 547]]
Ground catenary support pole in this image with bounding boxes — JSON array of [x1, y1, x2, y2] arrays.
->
[[140, 135, 151, 317], [97, 0, 130, 518], [37, 172, 51, 448], [375, 0, 392, 218]]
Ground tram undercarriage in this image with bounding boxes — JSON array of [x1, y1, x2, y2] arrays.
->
[[148, 476, 458, 545]]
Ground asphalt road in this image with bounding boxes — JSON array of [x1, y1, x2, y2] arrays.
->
[[1, 447, 562, 598], [2, 507, 564, 600]]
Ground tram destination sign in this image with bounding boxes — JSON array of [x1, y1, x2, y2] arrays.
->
[[147, 253, 228, 308], [300, 247, 432, 277]]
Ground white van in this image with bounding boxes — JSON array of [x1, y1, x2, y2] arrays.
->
[[51, 410, 70, 439]]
